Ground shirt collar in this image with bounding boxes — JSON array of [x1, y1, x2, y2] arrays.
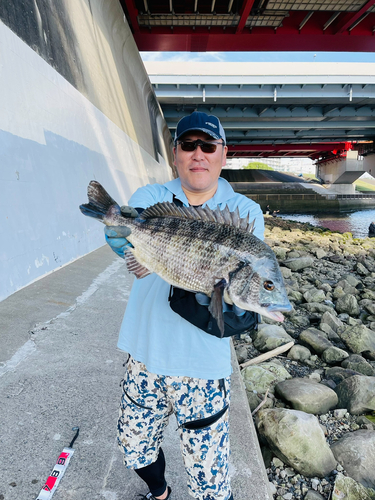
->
[[164, 177, 235, 207]]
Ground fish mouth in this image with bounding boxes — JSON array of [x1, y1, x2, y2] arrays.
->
[[266, 311, 286, 322], [262, 303, 293, 323]]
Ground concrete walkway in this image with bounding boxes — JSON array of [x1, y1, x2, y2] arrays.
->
[[0, 246, 271, 500]]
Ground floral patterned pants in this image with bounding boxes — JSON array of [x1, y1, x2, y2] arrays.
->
[[117, 356, 232, 500]]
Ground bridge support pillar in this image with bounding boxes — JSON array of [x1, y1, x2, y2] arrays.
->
[[317, 151, 368, 187], [322, 184, 356, 195], [363, 155, 375, 178]]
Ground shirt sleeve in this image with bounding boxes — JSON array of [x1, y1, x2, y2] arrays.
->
[[235, 196, 265, 241], [128, 183, 166, 209]]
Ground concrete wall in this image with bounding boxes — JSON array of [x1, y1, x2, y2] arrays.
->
[[364, 155, 375, 178], [0, 2, 173, 302], [318, 151, 365, 185]]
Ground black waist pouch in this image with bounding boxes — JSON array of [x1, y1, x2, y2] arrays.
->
[[168, 286, 258, 339]]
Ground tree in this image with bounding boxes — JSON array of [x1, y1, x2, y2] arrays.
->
[[244, 162, 274, 170]]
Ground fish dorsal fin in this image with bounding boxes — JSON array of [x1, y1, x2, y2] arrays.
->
[[247, 219, 255, 234], [140, 202, 255, 232]]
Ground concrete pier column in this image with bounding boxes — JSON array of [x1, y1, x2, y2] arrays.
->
[[318, 151, 366, 185]]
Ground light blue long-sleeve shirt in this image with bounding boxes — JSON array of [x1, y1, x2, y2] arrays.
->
[[117, 177, 265, 379]]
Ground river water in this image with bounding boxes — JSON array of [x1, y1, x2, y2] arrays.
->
[[279, 208, 375, 239]]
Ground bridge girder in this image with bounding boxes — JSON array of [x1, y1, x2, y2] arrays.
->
[[146, 62, 375, 159]]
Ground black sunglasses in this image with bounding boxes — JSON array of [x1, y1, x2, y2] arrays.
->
[[176, 139, 224, 154]]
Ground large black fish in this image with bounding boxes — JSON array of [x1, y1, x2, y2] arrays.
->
[[80, 181, 292, 335]]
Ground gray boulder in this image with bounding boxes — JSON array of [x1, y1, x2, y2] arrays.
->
[[362, 290, 375, 301], [287, 345, 311, 362], [322, 346, 349, 364], [301, 302, 336, 314], [325, 366, 362, 384], [332, 473, 375, 500], [360, 299, 375, 316], [341, 274, 362, 288], [256, 408, 336, 477], [275, 378, 338, 414], [289, 313, 310, 327], [283, 256, 314, 271], [299, 328, 333, 355], [338, 324, 375, 354], [280, 266, 293, 279], [335, 375, 375, 415], [241, 361, 291, 395], [320, 311, 344, 333], [341, 355, 375, 376], [320, 322, 341, 342], [336, 294, 360, 316], [288, 290, 303, 302], [336, 279, 359, 295], [272, 246, 290, 260], [304, 288, 326, 303], [235, 345, 248, 364], [315, 249, 327, 260], [253, 324, 294, 352], [333, 286, 346, 299], [356, 262, 370, 276], [305, 491, 325, 500], [331, 430, 375, 488]]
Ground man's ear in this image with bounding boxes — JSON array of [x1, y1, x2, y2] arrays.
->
[[222, 146, 228, 167], [173, 147, 177, 166]]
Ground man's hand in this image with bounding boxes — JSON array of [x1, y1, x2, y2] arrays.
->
[[105, 226, 132, 258], [195, 292, 246, 316], [120, 205, 139, 218], [104, 205, 138, 258]]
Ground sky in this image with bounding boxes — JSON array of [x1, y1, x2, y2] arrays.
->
[[141, 51, 375, 63]]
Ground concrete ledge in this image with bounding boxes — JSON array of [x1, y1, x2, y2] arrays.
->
[[0, 246, 271, 500], [229, 342, 273, 499]]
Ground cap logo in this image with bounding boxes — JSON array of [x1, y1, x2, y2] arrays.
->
[[205, 121, 217, 128]]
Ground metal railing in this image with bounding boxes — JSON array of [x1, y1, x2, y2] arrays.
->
[[249, 193, 325, 201], [337, 194, 375, 199]]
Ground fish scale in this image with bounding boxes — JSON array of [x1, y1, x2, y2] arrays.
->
[[79, 180, 292, 332], [127, 218, 244, 294]]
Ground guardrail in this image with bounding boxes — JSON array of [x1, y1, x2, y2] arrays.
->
[[249, 193, 325, 200], [337, 194, 375, 199], [247, 193, 375, 201]]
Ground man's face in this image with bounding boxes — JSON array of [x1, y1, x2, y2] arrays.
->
[[173, 131, 228, 195]]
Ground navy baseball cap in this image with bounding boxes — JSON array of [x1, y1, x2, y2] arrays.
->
[[174, 111, 226, 144]]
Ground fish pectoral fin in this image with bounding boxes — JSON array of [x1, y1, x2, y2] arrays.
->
[[124, 252, 151, 279], [208, 279, 227, 339]]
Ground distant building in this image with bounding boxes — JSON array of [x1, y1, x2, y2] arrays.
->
[[226, 157, 316, 175]]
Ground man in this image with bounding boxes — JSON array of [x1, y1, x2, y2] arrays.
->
[[105, 111, 265, 500]]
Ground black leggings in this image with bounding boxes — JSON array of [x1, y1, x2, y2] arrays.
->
[[134, 448, 167, 497], [134, 448, 234, 500]]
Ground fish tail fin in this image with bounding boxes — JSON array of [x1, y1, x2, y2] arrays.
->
[[79, 181, 120, 222]]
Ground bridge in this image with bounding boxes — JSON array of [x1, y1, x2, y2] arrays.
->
[[1, 3, 375, 499], [145, 60, 375, 188], [120, 0, 375, 52]]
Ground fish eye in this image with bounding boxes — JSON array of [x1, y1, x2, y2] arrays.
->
[[264, 280, 275, 291]]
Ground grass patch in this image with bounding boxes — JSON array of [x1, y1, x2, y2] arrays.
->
[[354, 179, 375, 192]]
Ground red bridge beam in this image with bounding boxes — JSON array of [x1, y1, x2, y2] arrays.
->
[[236, 0, 256, 34], [133, 31, 375, 52], [333, 0, 375, 34], [228, 143, 350, 153]]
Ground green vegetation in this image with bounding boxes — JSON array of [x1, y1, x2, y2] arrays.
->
[[244, 162, 273, 170], [302, 173, 319, 182], [354, 178, 375, 192]]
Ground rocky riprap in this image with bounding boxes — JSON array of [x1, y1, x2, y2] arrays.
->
[[234, 217, 375, 500]]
